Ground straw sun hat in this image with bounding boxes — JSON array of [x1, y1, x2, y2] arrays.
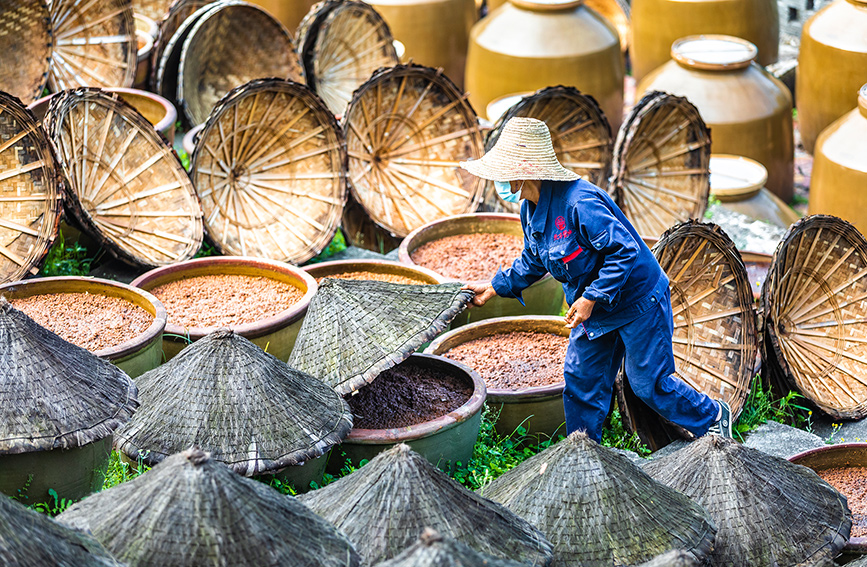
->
[[460, 117, 580, 182]]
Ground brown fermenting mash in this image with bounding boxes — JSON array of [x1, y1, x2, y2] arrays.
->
[[10, 292, 153, 351], [410, 233, 524, 281], [151, 274, 304, 328], [316, 271, 427, 285], [818, 466, 867, 537], [347, 359, 473, 429], [443, 331, 567, 390]]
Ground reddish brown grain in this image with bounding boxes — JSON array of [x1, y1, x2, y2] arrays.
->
[[316, 271, 427, 285], [410, 233, 524, 281], [818, 466, 867, 537]]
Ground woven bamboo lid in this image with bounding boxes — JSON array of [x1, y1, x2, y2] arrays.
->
[[611, 91, 711, 239], [0, 92, 62, 283], [298, 444, 553, 565], [343, 63, 486, 237], [131, 0, 173, 21], [487, 86, 613, 189], [482, 431, 715, 566], [177, 2, 303, 126], [0, 0, 52, 105], [299, 0, 399, 117], [618, 221, 758, 451], [644, 436, 851, 566], [151, 0, 215, 94], [45, 88, 203, 268], [58, 448, 361, 567], [0, 299, 138, 454], [763, 215, 867, 419], [0, 495, 123, 566], [375, 529, 531, 567], [190, 78, 347, 263], [288, 279, 472, 395], [47, 0, 136, 90]]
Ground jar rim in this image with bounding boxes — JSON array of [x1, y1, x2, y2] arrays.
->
[[860, 83, 867, 114], [709, 154, 768, 199], [671, 35, 757, 71], [508, 0, 585, 10]]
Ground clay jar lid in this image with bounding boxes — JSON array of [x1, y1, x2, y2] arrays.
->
[[860, 83, 867, 116], [709, 154, 768, 201], [508, 0, 585, 11], [485, 92, 532, 123], [671, 35, 758, 71]]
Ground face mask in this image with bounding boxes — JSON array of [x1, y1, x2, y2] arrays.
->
[[494, 180, 520, 204]]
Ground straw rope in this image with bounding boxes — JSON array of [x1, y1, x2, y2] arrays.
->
[[0, 92, 62, 284], [190, 78, 347, 264], [763, 215, 867, 419], [343, 63, 485, 237], [611, 91, 711, 239], [45, 88, 203, 267], [0, 0, 52, 104]]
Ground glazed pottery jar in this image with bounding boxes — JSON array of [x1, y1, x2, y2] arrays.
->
[[709, 155, 800, 229]]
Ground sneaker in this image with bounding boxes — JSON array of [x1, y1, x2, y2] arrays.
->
[[707, 400, 732, 439]]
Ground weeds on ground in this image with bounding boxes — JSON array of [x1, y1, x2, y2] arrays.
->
[[307, 230, 348, 264], [29, 488, 73, 516], [194, 241, 219, 258], [602, 407, 651, 457], [102, 450, 150, 490], [40, 231, 93, 276], [733, 376, 810, 440]]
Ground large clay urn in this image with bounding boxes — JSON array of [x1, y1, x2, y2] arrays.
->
[[796, 0, 867, 154], [465, 0, 624, 131], [367, 0, 477, 88], [809, 85, 867, 230], [630, 0, 779, 82], [637, 35, 794, 202]]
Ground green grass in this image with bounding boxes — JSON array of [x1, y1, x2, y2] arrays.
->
[[40, 231, 93, 276], [102, 450, 150, 491], [733, 376, 810, 440]]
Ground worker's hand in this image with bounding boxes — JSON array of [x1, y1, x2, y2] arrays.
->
[[565, 297, 595, 329], [461, 281, 497, 307]]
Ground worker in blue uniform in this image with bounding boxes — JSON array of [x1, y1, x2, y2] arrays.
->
[[461, 117, 731, 443]]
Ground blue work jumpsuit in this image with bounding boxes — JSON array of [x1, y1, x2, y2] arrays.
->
[[491, 178, 719, 442]]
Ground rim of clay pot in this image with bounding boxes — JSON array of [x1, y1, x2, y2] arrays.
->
[[182, 124, 205, 157], [136, 30, 153, 60], [134, 13, 158, 39], [509, 0, 585, 10], [398, 213, 556, 287], [0, 276, 167, 362], [709, 154, 768, 200], [303, 259, 448, 284], [789, 442, 867, 551], [485, 91, 532, 123], [344, 353, 487, 444], [424, 315, 568, 401], [671, 35, 757, 71], [859, 84, 867, 115], [130, 256, 317, 340]]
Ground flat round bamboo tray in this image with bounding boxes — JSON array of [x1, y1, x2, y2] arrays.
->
[[152, 0, 216, 103], [176, 2, 303, 126], [48, 0, 137, 91], [45, 88, 203, 267], [763, 215, 867, 420], [131, 0, 173, 21], [344, 63, 485, 238], [0, 0, 52, 105], [610, 91, 711, 240], [0, 92, 62, 284], [299, 0, 399, 117], [618, 221, 758, 451], [190, 78, 347, 264]]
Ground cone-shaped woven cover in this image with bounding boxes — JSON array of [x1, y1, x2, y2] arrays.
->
[[374, 528, 530, 567], [643, 436, 850, 566], [0, 494, 123, 566], [0, 298, 138, 454], [288, 279, 473, 395], [482, 431, 715, 566], [298, 444, 554, 565], [59, 448, 361, 567], [637, 551, 701, 567], [114, 330, 353, 475]]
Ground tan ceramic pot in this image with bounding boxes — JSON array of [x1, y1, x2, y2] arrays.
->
[[135, 32, 154, 90], [247, 0, 319, 32], [796, 0, 867, 154], [809, 86, 867, 229], [466, 0, 624, 131], [629, 0, 779, 82], [709, 154, 800, 229], [367, 0, 477, 89], [637, 35, 794, 202]]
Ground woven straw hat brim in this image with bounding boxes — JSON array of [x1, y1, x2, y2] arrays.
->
[[0, 495, 123, 566], [58, 448, 361, 567], [298, 444, 554, 566], [288, 280, 472, 396], [374, 529, 530, 567], [113, 330, 352, 475], [460, 116, 580, 182], [481, 431, 715, 566], [643, 436, 851, 566], [0, 299, 138, 454]]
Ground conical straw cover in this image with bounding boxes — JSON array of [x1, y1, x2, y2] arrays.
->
[[481, 431, 715, 566], [373, 528, 530, 567], [643, 436, 851, 566], [0, 494, 123, 566], [0, 298, 138, 454], [298, 444, 554, 565], [59, 448, 361, 567], [288, 279, 473, 395], [114, 330, 352, 475]]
